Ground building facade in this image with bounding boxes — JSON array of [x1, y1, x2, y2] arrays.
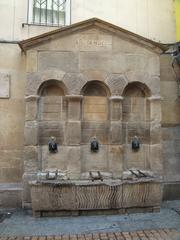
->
[[175, 0, 180, 41], [0, 0, 179, 208]]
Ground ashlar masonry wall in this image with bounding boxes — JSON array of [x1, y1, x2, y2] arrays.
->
[[23, 22, 162, 205]]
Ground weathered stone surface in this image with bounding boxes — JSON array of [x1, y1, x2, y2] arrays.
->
[[110, 97, 123, 121], [39, 96, 67, 121], [81, 145, 108, 172], [67, 97, 82, 121], [75, 32, 113, 52], [0, 187, 22, 208], [150, 122, 161, 144], [77, 184, 123, 210], [66, 146, 81, 179], [41, 29, 113, 52], [31, 184, 77, 211], [0, 167, 23, 183], [149, 144, 162, 174], [26, 71, 65, 96], [163, 182, 180, 200], [41, 146, 67, 171], [38, 52, 79, 73], [110, 122, 122, 144], [38, 121, 65, 145], [24, 121, 38, 146], [0, 72, 10, 98], [41, 146, 80, 178], [149, 99, 162, 122], [108, 145, 123, 178], [83, 96, 108, 121], [26, 50, 37, 73], [25, 98, 38, 121], [66, 121, 81, 145], [123, 181, 162, 208], [82, 70, 108, 82], [24, 146, 39, 173], [162, 126, 180, 182], [30, 179, 161, 215], [123, 144, 150, 170], [112, 35, 157, 55], [122, 122, 150, 144], [22, 173, 37, 203], [63, 73, 87, 95], [79, 51, 111, 73], [160, 55, 179, 82], [81, 121, 109, 144]]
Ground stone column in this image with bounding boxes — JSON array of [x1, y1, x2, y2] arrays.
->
[[23, 95, 39, 207], [65, 95, 83, 179], [109, 96, 124, 178], [147, 96, 162, 174]]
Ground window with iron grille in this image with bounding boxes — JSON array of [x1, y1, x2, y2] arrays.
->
[[28, 0, 70, 26]]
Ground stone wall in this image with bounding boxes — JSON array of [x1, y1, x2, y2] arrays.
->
[[160, 55, 180, 200], [0, 44, 25, 183]]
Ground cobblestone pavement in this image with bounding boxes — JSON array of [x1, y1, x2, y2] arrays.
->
[[0, 201, 180, 238], [0, 229, 179, 240]]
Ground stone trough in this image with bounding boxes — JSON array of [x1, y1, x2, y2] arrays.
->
[[30, 176, 162, 217]]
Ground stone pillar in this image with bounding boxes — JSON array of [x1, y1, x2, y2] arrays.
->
[[109, 96, 124, 178], [147, 96, 162, 174], [23, 95, 39, 207], [66, 95, 83, 179]]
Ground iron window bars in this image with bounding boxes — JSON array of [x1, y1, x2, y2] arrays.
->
[[30, 0, 67, 26]]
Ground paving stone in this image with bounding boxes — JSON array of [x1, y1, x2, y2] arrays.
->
[[84, 234, 93, 240], [62, 236, 70, 240], [0, 230, 180, 240], [32, 237, 39, 240], [24, 237, 32, 240], [40, 237, 47, 240], [69, 235, 77, 240]]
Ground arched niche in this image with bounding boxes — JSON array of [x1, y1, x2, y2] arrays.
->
[[38, 79, 67, 96], [122, 82, 151, 122], [81, 80, 111, 97], [81, 80, 111, 173], [122, 82, 151, 170], [81, 80, 110, 122], [37, 80, 67, 148]]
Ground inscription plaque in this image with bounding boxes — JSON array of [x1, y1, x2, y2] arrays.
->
[[75, 34, 112, 51], [0, 73, 10, 98]]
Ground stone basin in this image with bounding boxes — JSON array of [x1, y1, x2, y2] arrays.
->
[[30, 178, 162, 217]]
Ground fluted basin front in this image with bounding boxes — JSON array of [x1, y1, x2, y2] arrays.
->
[[30, 178, 162, 217]]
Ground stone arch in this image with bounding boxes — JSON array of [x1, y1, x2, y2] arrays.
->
[[38, 79, 68, 96], [81, 80, 111, 97], [122, 81, 151, 97]]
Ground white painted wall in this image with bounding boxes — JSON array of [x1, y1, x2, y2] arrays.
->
[[0, 0, 176, 43]]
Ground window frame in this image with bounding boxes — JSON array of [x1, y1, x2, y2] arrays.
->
[[27, 0, 71, 27]]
